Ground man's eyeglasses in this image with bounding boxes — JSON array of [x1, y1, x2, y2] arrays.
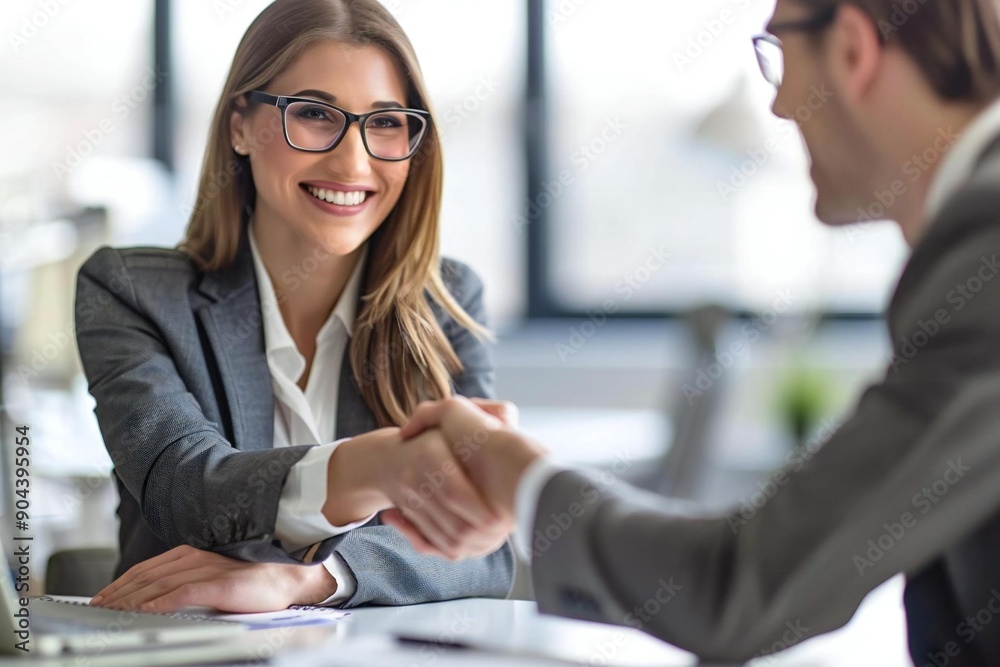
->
[[752, 6, 838, 88], [245, 90, 431, 161]]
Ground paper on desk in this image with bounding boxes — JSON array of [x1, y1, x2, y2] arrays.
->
[[206, 606, 350, 630], [53, 596, 350, 631]]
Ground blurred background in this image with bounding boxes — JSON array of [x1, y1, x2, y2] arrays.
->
[[0, 0, 911, 662]]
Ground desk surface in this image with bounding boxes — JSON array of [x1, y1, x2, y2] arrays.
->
[[264, 578, 908, 667], [0, 581, 910, 666]]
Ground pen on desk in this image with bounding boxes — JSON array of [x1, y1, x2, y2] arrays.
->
[[395, 635, 472, 650]]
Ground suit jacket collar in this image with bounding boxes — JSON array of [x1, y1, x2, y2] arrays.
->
[[194, 222, 378, 451], [195, 226, 274, 451], [890, 130, 1000, 332], [925, 97, 1000, 224], [196, 223, 257, 304]]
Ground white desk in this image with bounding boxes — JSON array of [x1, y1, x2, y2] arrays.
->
[[0, 581, 910, 666], [249, 578, 908, 667], [259, 598, 696, 667]]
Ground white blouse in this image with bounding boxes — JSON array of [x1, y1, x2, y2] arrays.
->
[[249, 224, 375, 605]]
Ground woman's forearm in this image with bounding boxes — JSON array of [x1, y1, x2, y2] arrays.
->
[[323, 428, 398, 525]]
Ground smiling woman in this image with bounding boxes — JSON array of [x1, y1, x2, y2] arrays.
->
[[73, 0, 514, 614]]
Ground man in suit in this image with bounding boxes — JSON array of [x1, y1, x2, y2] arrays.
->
[[389, 0, 1000, 663]]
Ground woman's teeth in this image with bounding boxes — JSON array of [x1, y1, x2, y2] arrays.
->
[[306, 186, 367, 206]]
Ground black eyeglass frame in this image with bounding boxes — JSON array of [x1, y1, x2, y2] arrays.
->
[[244, 90, 432, 162], [751, 6, 840, 87]]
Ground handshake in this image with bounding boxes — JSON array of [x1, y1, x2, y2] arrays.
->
[[324, 396, 547, 560]]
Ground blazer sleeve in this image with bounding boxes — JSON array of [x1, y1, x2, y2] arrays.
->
[[527, 226, 1000, 661], [318, 258, 514, 606], [74, 247, 312, 564]]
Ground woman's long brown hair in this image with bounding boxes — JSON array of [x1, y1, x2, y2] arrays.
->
[[178, 0, 490, 426]]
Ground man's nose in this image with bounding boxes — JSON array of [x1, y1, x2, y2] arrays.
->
[[771, 85, 792, 120]]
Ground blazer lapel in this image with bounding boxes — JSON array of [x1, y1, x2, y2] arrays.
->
[[196, 227, 274, 452], [335, 349, 378, 439]]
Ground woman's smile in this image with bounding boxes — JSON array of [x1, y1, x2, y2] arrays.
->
[[301, 181, 376, 217]]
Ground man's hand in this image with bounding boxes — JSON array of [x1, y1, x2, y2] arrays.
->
[[382, 397, 545, 558], [89, 545, 336, 613], [326, 426, 507, 561], [469, 398, 519, 428]]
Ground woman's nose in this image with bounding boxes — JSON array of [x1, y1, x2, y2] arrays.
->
[[328, 123, 373, 173]]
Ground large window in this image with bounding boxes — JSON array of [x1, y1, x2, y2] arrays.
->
[[541, 0, 907, 315], [0, 1, 154, 222]]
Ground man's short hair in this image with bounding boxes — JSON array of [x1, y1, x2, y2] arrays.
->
[[799, 0, 1000, 103]]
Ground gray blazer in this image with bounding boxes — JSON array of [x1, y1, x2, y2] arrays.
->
[[530, 141, 1000, 663], [73, 225, 513, 606]]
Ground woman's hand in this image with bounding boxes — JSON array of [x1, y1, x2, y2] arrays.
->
[[381, 396, 528, 559], [375, 428, 509, 560], [399, 396, 545, 524], [325, 425, 507, 561], [89, 545, 337, 613]]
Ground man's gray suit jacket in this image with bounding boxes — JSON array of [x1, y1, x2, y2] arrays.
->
[[74, 225, 513, 607], [530, 140, 1000, 664]]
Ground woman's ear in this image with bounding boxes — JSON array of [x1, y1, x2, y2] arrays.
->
[[230, 97, 249, 155]]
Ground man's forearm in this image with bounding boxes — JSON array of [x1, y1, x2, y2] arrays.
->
[[471, 429, 545, 521]]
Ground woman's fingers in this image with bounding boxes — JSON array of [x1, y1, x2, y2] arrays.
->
[[92, 545, 197, 605], [93, 547, 321, 614], [400, 395, 502, 440], [104, 565, 217, 611], [469, 398, 519, 428]]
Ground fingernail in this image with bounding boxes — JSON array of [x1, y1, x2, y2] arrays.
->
[[90, 595, 104, 605]]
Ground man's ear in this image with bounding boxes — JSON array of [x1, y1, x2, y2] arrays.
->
[[827, 4, 883, 103]]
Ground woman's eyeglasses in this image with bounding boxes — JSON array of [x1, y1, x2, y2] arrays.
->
[[244, 90, 431, 161]]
